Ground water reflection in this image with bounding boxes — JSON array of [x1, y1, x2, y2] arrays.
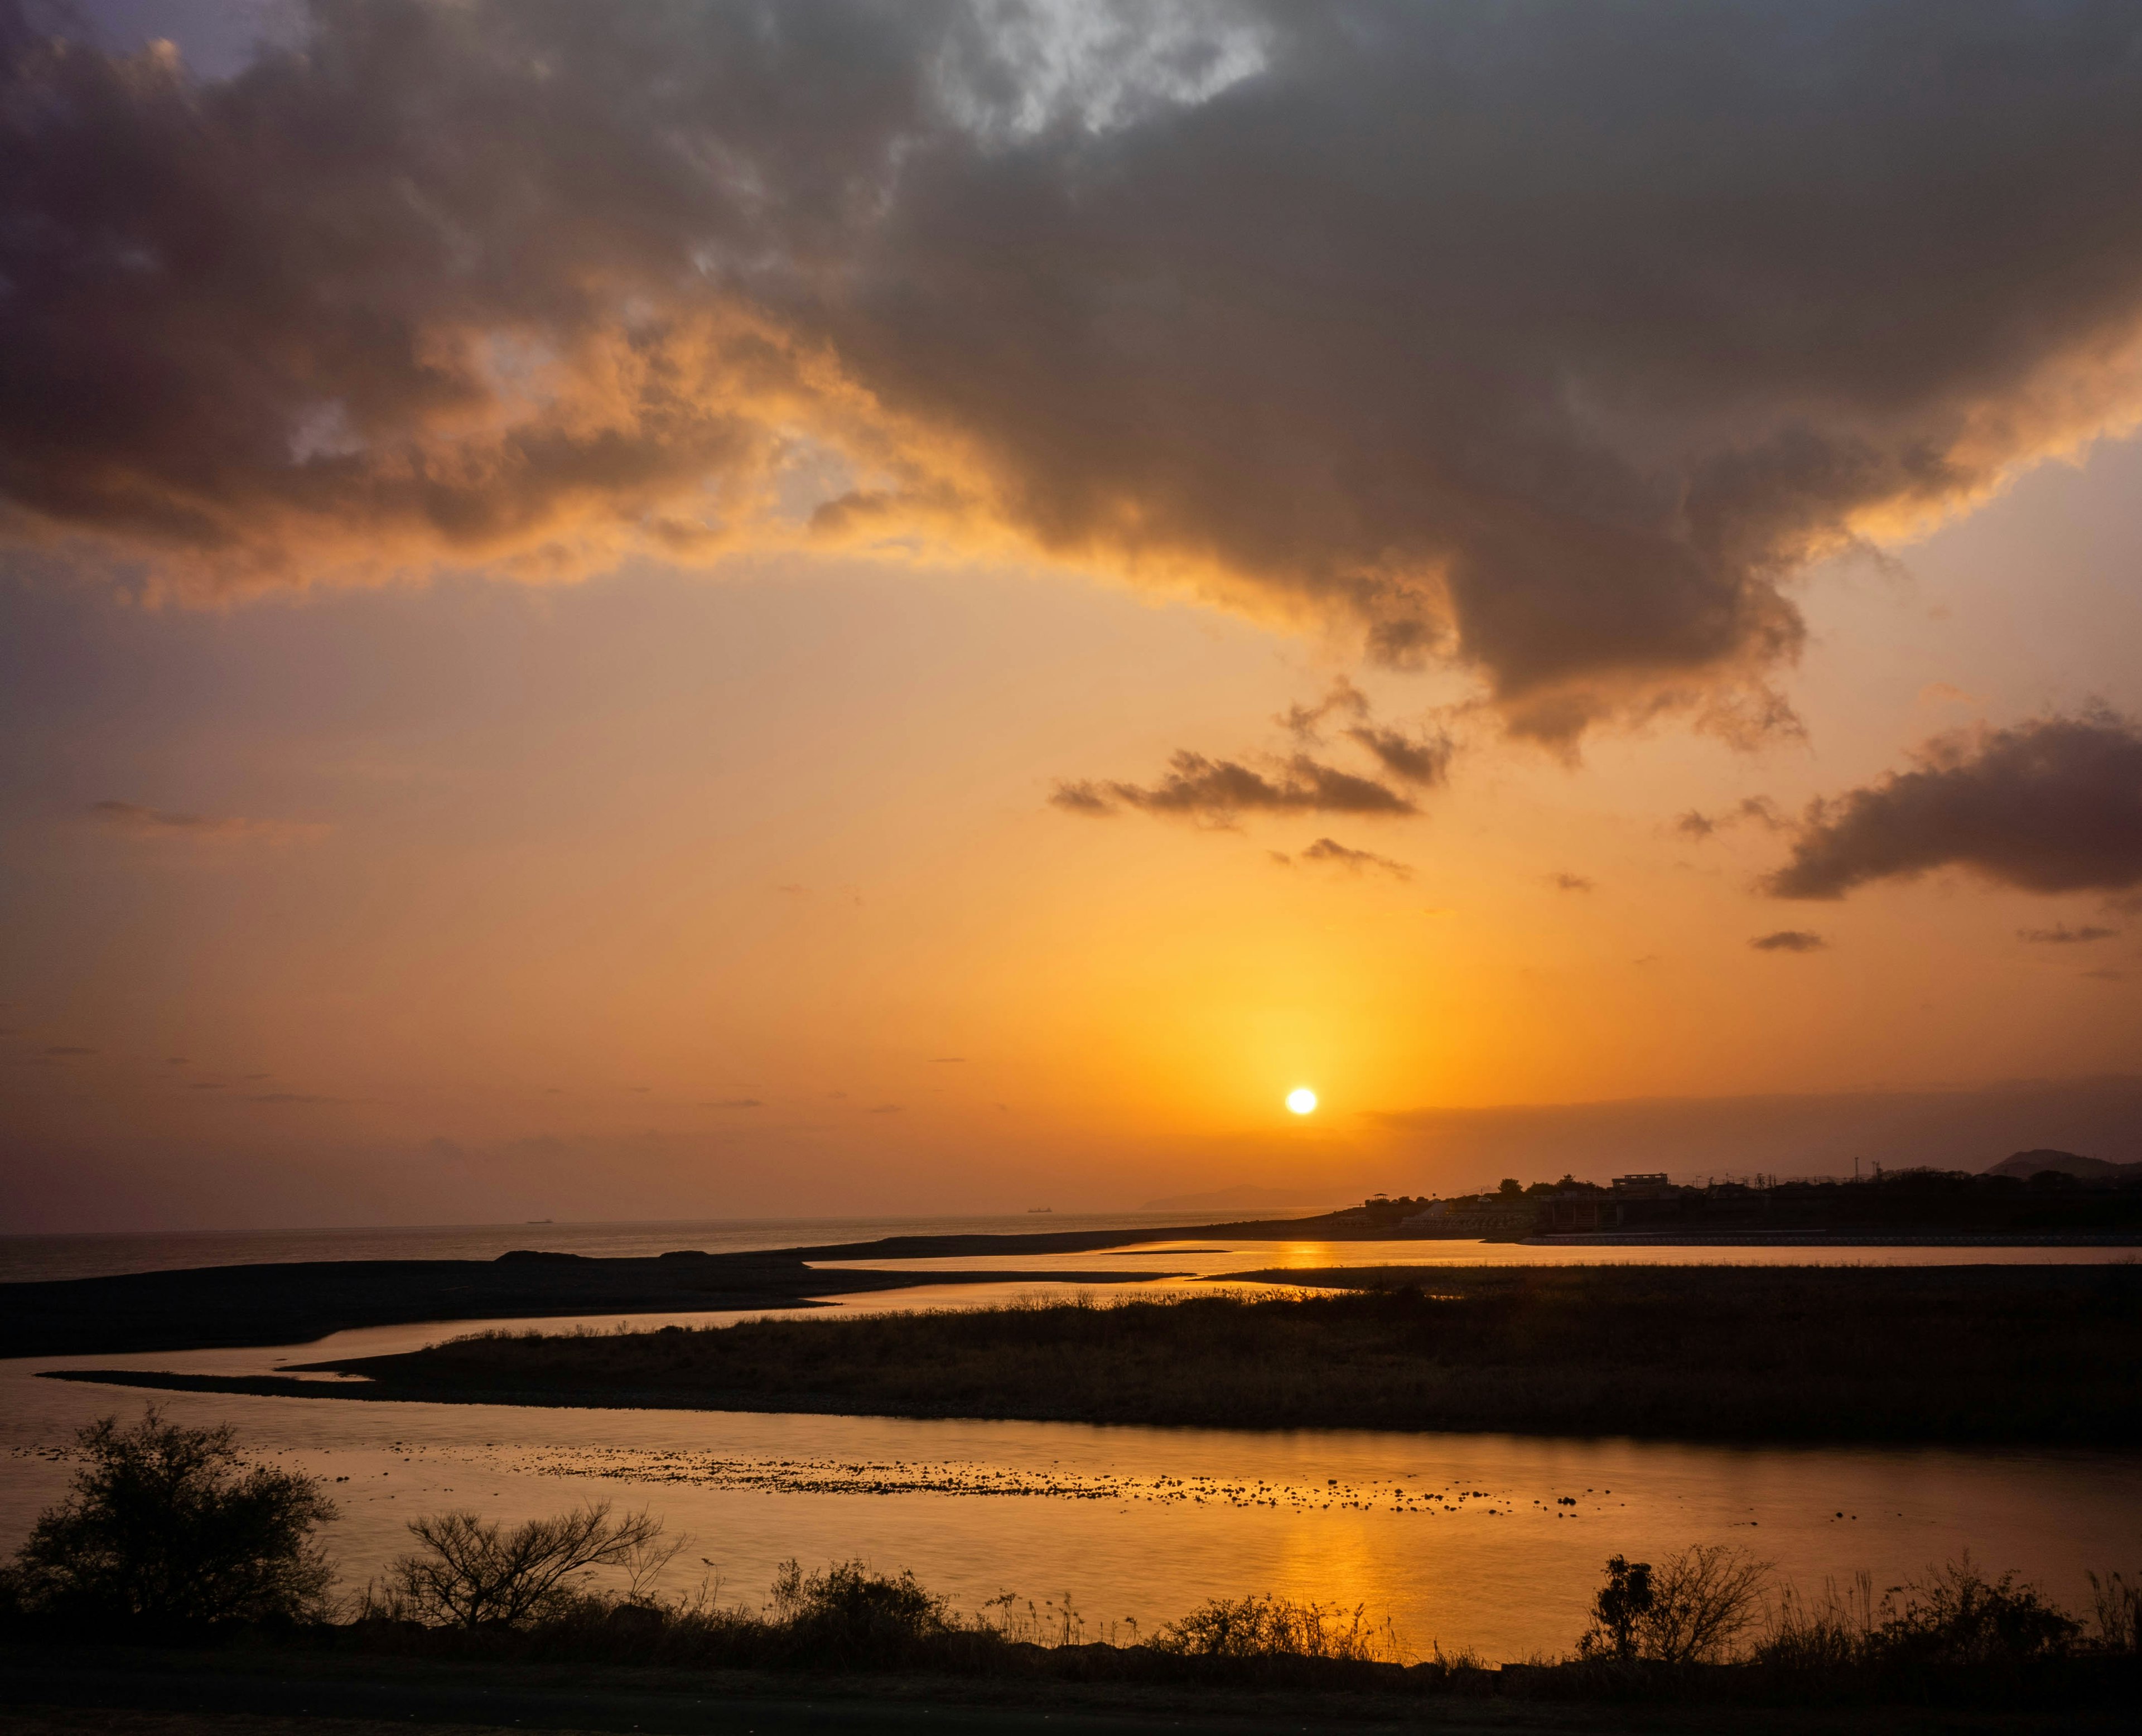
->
[[6, 1291, 2138, 1658]]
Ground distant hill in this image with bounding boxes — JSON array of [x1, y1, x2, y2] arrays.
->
[[1140, 1184, 1349, 1214], [1984, 1149, 2142, 1182]]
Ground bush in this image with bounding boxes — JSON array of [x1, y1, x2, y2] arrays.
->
[[1869, 1556, 2079, 1667], [765, 1559, 956, 1665], [1577, 1546, 1769, 1665], [1154, 1594, 1392, 1662], [2086, 1571, 2139, 1653], [367, 1502, 674, 1628], [4, 1407, 336, 1625]]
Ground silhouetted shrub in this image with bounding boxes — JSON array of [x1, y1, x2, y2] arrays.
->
[[3, 1408, 335, 1625], [1154, 1594, 1393, 1662], [1577, 1547, 1768, 1666]]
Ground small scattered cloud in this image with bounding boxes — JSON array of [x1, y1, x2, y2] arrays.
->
[[865, 1102, 904, 1113], [1051, 751, 1413, 823], [2082, 968, 2126, 982], [1751, 929, 1826, 953], [1344, 724, 1453, 787], [247, 1092, 337, 1104], [1276, 677, 1369, 741], [1767, 712, 2142, 899], [1918, 682, 1981, 707], [165, 1057, 187, 1066], [45, 1044, 96, 1056], [2019, 924, 2119, 945], [1550, 872, 1594, 893], [89, 801, 325, 843], [1297, 836, 1411, 879], [930, 1056, 965, 1064], [189, 1080, 226, 1089], [1675, 796, 1785, 841], [774, 883, 809, 896], [702, 1097, 763, 1109]]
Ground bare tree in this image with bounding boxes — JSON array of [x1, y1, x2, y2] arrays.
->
[[1640, 1545, 1771, 1664], [382, 1503, 673, 1628]]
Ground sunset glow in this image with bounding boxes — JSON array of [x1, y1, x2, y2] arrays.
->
[[0, 1, 2136, 1235]]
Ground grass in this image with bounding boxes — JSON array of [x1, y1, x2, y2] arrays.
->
[[287, 1264, 2142, 1444]]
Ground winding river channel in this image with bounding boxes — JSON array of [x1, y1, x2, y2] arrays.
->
[[5, 1218, 2137, 1659]]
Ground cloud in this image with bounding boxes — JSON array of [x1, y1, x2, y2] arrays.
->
[[2019, 925, 2119, 945], [13, 5, 2142, 738], [1344, 725, 1453, 787], [1276, 678, 1369, 741], [1675, 796, 1785, 841], [1765, 713, 2142, 899], [1750, 930, 1826, 952], [1051, 751, 1413, 822], [44, 1045, 95, 1056], [701, 1097, 763, 1109], [247, 1092, 338, 1104], [1294, 836, 1411, 880], [1550, 872, 1594, 893], [88, 801, 324, 842]]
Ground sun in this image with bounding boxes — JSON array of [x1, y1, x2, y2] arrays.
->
[[1286, 1087, 1318, 1115]]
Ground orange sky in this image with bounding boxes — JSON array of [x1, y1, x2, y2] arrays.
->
[[3, 3, 2140, 1228]]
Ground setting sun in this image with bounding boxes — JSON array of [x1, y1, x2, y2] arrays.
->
[[1286, 1087, 1318, 1116]]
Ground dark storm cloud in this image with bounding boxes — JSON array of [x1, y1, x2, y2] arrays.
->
[[1765, 714, 2142, 899], [8, 5, 2142, 737], [1750, 930, 1825, 953], [1051, 751, 1412, 821], [1297, 836, 1410, 879]]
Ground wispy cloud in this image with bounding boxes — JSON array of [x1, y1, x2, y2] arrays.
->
[[1274, 837, 1412, 880], [2019, 924, 2119, 945], [89, 801, 326, 843], [1750, 930, 1826, 953], [1051, 751, 1413, 823]]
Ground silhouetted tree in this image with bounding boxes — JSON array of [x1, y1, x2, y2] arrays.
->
[[4, 1408, 335, 1624], [375, 1502, 673, 1628]]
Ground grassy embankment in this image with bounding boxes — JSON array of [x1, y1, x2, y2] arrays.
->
[[69, 1264, 2142, 1444]]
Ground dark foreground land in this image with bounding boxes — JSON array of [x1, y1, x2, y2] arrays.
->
[[60, 1265, 2142, 1445], [5, 1641, 2134, 1736]]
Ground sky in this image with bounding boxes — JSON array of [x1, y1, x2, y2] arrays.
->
[[3, 1, 2141, 1231]]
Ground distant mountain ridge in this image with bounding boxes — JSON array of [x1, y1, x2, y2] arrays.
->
[[1983, 1149, 2142, 1182]]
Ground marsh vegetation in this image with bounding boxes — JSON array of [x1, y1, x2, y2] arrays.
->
[[269, 1265, 2142, 1444]]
